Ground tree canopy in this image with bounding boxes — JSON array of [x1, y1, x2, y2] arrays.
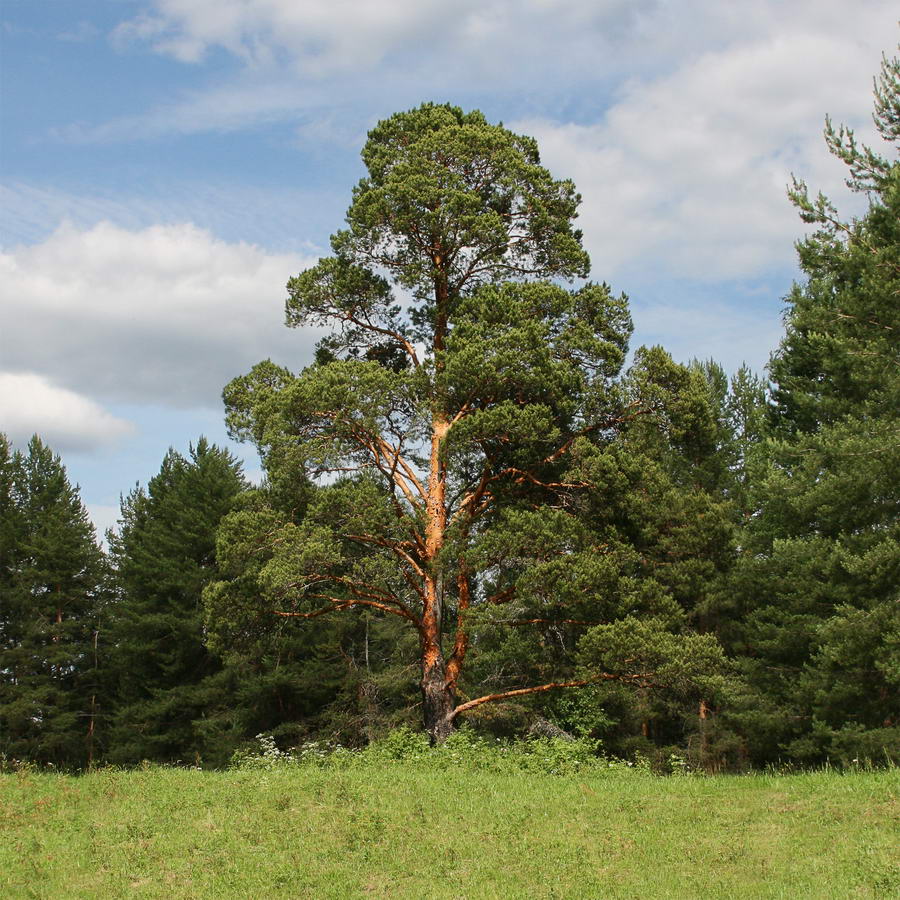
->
[[210, 103, 725, 742], [733, 52, 900, 765]]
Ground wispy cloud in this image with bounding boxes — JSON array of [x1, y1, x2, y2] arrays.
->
[[90, 1, 661, 141], [630, 291, 786, 375], [57, 21, 101, 43], [0, 181, 335, 251], [56, 79, 331, 143]]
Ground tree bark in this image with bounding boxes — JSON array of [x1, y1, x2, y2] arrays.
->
[[416, 254, 460, 743], [698, 698, 710, 767], [421, 653, 455, 744]]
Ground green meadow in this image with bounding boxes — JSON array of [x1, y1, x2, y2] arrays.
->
[[2, 763, 897, 899]]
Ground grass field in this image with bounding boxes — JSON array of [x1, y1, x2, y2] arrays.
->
[[2, 763, 897, 899]]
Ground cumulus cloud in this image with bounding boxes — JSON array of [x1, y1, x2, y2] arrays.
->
[[0, 222, 321, 409], [89, 0, 896, 287], [0, 373, 136, 452], [517, 27, 888, 283]]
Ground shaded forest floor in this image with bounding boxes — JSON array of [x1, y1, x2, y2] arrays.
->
[[2, 764, 897, 898]]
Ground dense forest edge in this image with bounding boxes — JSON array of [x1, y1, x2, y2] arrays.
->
[[1, 51, 897, 774]]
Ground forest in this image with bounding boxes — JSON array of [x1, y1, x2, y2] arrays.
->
[[1, 54, 897, 775]]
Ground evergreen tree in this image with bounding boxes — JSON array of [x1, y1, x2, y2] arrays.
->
[[210, 104, 725, 743], [105, 439, 247, 765], [207, 471, 421, 749], [0, 436, 106, 768], [510, 353, 739, 765], [736, 52, 900, 765], [0, 436, 21, 660]]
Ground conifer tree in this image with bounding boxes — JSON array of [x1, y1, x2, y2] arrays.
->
[[105, 439, 247, 765], [736, 51, 900, 764], [0, 436, 20, 659], [209, 104, 725, 743], [207, 466, 422, 748], [0, 436, 106, 768], [502, 354, 739, 763]]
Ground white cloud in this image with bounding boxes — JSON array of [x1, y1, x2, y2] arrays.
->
[[100, 0, 660, 137], [0, 373, 136, 452], [87, 0, 897, 287], [115, 0, 610, 74], [516, 25, 890, 283], [0, 222, 321, 409], [114, 0, 895, 85]]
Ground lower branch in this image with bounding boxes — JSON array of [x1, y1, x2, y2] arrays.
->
[[449, 672, 654, 721], [271, 604, 348, 620], [274, 592, 423, 630]]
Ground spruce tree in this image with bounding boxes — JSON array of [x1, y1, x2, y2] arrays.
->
[[0, 436, 106, 768], [505, 353, 739, 764], [207, 469, 421, 748], [105, 439, 247, 765], [0, 436, 20, 661]]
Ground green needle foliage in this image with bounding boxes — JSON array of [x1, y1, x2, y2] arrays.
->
[[209, 103, 727, 743], [734, 51, 900, 765], [0, 435, 106, 769], [105, 439, 248, 766]]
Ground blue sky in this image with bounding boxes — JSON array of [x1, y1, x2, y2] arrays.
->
[[1, 0, 897, 537]]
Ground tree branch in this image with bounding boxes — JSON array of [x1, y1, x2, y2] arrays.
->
[[305, 591, 422, 627], [343, 309, 421, 368], [346, 532, 427, 581], [270, 604, 347, 620], [450, 672, 656, 720]]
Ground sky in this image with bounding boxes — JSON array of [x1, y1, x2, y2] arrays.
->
[[1, 0, 897, 539]]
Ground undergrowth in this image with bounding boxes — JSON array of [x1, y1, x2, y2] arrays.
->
[[229, 727, 657, 776]]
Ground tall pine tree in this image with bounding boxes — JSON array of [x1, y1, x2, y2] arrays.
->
[[211, 103, 727, 744], [736, 52, 900, 765]]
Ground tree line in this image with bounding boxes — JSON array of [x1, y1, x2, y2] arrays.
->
[[1, 54, 897, 771]]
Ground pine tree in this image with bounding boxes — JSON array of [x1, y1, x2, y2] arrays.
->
[[736, 52, 900, 765], [210, 104, 725, 743], [0, 436, 106, 768]]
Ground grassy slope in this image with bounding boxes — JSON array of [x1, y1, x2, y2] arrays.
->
[[2, 766, 897, 899]]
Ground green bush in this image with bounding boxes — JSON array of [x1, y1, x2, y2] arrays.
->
[[228, 726, 659, 777]]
